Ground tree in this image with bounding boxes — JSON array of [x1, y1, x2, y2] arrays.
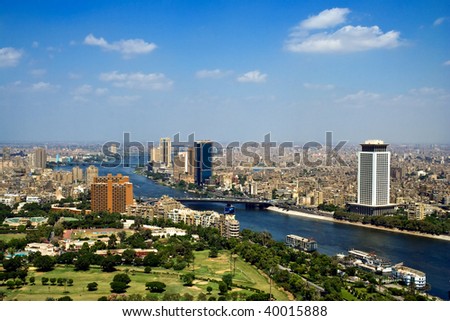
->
[[182, 273, 195, 286], [3, 256, 24, 272], [113, 273, 131, 285], [50, 278, 56, 286], [41, 277, 49, 285], [29, 276, 35, 285], [144, 267, 152, 274], [67, 279, 73, 286], [74, 254, 91, 271], [218, 281, 228, 295], [117, 230, 127, 243], [246, 293, 271, 301], [34, 255, 56, 272], [14, 279, 23, 288], [208, 248, 218, 258], [101, 255, 117, 272], [6, 280, 15, 289], [108, 234, 117, 249], [87, 282, 98, 291], [110, 281, 128, 293], [143, 253, 161, 267], [146, 281, 166, 293], [183, 293, 194, 301], [197, 293, 207, 301], [162, 293, 180, 301], [222, 273, 233, 290], [57, 252, 77, 265], [122, 249, 136, 265], [206, 286, 213, 295], [57, 278, 66, 286]]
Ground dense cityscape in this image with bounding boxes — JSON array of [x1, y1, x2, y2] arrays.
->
[[1, 1, 449, 310], [0, 139, 448, 301]]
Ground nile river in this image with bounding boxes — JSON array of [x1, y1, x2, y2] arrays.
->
[[59, 164, 450, 299]]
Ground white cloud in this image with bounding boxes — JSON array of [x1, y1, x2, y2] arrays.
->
[[30, 69, 47, 77], [100, 71, 173, 90], [72, 84, 93, 95], [335, 90, 380, 106], [84, 34, 157, 58], [196, 69, 231, 79], [95, 88, 108, 96], [303, 82, 335, 90], [71, 84, 108, 103], [31, 82, 59, 92], [409, 87, 446, 96], [237, 70, 267, 83], [443, 60, 450, 66], [300, 8, 350, 30], [0, 47, 23, 67], [32, 41, 39, 48], [68, 72, 82, 79], [109, 95, 141, 105], [285, 8, 402, 53], [433, 17, 446, 26]]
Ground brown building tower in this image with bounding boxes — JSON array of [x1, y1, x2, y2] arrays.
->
[[91, 173, 133, 213]]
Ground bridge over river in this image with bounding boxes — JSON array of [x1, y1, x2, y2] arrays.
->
[[140, 196, 273, 209]]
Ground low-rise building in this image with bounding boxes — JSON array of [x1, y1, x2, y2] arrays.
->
[[25, 243, 58, 256]]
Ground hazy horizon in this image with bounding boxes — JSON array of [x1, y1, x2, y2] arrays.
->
[[1, 1, 449, 144]]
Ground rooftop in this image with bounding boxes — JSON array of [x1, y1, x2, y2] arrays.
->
[[364, 139, 385, 145]]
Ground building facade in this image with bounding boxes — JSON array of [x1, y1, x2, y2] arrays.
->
[[91, 173, 133, 213], [350, 140, 395, 215], [86, 165, 99, 186], [159, 137, 172, 167], [72, 166, 84, 183], [194, 140, 213, 186], [34, 147, 47, 169]]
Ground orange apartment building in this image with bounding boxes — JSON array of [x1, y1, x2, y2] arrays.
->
[[91, 173, 133, 213]]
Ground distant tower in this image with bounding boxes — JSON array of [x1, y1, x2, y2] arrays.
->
[[86, 165, 99, 186], [159, 137, 172, 167], [2, 147, 11, 161], [350, 140, 395, 215], [194, 141, 213, 186], [110, 144, 118, 154], [72, 166, 84, 183], [34, 147, 47, 169], [1, 147, 11, 173]]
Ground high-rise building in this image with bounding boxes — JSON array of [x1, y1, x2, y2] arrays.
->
[[34, 147, 47, 169], [159, 137, 172, 167], [194, 141, 213, 186], [2, 147, 11, 161], [350, 140, 395, 215], [150, 146, 160, 163], [172, 151, 195, 183], [72, 166, 84, 183], [91, 173, 133, 213], [86, 165, 98, 186]]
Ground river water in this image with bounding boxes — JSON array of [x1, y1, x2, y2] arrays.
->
[[60, 164, 450, 299]]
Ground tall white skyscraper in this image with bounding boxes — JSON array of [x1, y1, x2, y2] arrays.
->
[[358, 140, 390, 206], [351, 140, 395, 215]]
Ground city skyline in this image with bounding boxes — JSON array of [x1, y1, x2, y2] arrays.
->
[[1, 1, 450, 144]]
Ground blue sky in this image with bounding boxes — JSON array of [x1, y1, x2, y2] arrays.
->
[[1, 0, 449, 144]]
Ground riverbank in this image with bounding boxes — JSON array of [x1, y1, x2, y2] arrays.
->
[[267, 206, 450, 242]]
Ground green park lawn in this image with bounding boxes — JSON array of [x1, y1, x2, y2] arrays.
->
[[3, 250, 290, 301], [0, 233, 26, 242]]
